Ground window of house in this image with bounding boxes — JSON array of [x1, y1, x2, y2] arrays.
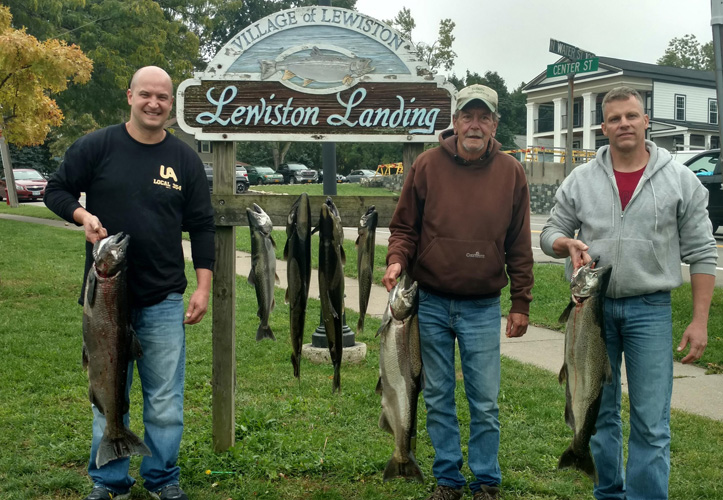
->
[[709, 99, 718, 125], [675, 95, 686, 121], [198, 141, 212, 154]]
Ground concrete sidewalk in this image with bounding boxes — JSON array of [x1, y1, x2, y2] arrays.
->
[[3, 213, 721, 422]]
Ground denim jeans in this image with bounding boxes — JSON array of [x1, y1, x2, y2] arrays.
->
[[88, 292, 186, 494], [417, 289, 502, 492], [591, 291, 673, 500]]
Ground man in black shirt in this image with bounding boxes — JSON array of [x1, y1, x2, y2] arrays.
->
[[45, 66, 215, 500]]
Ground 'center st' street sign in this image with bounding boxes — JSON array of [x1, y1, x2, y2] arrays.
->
[[546, 57, 599, 78]]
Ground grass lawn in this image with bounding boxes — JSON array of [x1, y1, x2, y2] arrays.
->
[[1, 219, 722, 499]]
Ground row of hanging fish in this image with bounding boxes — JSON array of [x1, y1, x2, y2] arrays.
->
[[246, 197, 378, 393]]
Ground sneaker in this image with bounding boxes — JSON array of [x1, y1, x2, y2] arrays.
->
[[426, 485, 464, 500], [83, 486, 131, 500], [149, 484, 189, 500], [472, 485, 500, 500]]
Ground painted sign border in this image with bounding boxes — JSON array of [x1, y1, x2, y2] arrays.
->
[[176, 6, 456, 143]]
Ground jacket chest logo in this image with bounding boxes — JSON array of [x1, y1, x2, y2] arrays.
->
[[160, 165, 178, 182], [153, 165, 182, 191]]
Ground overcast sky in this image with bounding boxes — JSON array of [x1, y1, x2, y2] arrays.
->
[[354, 0, 716, 89]]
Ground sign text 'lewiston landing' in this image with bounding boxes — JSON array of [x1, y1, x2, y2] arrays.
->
[[182, 82, 452, 139]]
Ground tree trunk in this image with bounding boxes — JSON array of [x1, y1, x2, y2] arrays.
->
[[0, 130, 19, 207]]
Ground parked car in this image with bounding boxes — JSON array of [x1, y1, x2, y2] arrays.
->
[[277, 162, 318, 184], [204, 165, 249, 193], [671, 149, 708, 165], [683, 149, 723, 233], [246, 166, 284, 185], [235, 166, 250, 193], [317, 171, 347, 183], [346, 169, 377, 183], [1, 168, 48, 202]]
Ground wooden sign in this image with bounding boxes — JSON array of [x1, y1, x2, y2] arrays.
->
[[176, 6, 455, 143]]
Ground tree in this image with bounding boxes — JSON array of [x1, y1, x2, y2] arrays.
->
[[385, 7, 457, 73], [4, 0, 205, 157], [0, 5, 92, 206], [657, 34, 714, 71]]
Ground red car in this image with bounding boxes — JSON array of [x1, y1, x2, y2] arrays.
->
[[1, 168, 48, 202]]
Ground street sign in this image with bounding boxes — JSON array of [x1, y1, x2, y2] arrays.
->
[[546, 57, 599, 78], [549, 38, 595, 61]]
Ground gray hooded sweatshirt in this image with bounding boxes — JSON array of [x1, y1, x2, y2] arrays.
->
[[540, 140, 717, 298]]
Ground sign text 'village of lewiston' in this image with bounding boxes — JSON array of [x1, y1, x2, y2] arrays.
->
[[176, 6, 455, 143]]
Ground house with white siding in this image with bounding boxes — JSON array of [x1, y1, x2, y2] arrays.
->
[[523, 57, 720, 156]]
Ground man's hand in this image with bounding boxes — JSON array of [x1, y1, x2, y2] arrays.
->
[[74, 208, 107, 244], [382, 263, 402, 292], [184, 288, 210, 324], [505, 312, 529, 338], [678, 322, 708, 364], [552, 237, 591, 270], [185, 268, 212, 325]]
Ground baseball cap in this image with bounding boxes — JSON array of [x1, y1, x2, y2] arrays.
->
[[455, 84, 498, 113]]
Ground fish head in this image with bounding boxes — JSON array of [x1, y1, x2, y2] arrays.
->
[[247, 203, 273, 235], [288, 193, 311, 239], [318, 197, 343, 240], [359, 205, 378, 229], [93, 232, 130, 276], [570, 258, 612, 302], [389, 272, 418, 320], [350, 57, 373, 76]]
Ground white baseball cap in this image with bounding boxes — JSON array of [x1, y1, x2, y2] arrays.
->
[[455, 84, 498, 113]]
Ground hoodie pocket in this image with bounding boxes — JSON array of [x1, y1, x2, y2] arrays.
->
[[590, 238, 667, 296], [415, 237, 507, 295]]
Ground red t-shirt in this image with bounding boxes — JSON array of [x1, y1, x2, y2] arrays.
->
[[614, 167, 646, 210]]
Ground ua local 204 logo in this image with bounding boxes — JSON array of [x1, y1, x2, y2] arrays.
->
[[153, 165, 182, 191]]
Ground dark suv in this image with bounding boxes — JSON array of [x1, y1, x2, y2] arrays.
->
[[276, 162, 318, 184], [683, 150, 723, 233]]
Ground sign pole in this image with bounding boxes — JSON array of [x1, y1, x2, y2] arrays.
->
[[712, 0, 723, 158], [566, 74, 575, 176], [548, 39, 596, 177]]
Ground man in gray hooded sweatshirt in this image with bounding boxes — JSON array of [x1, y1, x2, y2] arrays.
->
[[540, 86, 717, 500]]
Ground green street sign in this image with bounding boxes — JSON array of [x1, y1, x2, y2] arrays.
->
[[546, 57, 599, 78]]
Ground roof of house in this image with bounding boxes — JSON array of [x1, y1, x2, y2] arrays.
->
[[524, 56, 715, 92]]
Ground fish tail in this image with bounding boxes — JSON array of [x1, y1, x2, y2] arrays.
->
[[95, 427, 151, 469], [332, 365, 341, 394], [259, 60, 277, 79], [291, 353, 300, 378], [383, 454, 424, 483], [558, 445, 598, 483], [256, 325, 276, 342]]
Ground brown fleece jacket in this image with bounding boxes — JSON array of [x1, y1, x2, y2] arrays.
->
[[386, 129, 534, 314]]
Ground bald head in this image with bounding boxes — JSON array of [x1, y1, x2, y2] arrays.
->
[[125, 66, 174, 143], [129, 66, 173, 94]]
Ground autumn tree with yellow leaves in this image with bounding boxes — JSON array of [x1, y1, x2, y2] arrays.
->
[[0, 5, 92, 206]]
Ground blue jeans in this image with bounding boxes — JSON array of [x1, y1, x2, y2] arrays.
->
[[88, 293, 186, 494], [417, 290, 502, 492], [591, 291, 673, 500]]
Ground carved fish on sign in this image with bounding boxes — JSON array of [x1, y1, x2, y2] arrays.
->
[[260, 46, 374, 86]]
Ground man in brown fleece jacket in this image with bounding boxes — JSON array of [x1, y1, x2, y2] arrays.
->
[[382, 84, 534, 500]]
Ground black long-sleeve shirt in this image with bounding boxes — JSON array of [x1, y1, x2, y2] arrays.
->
[[45, 124, 215, 307]]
